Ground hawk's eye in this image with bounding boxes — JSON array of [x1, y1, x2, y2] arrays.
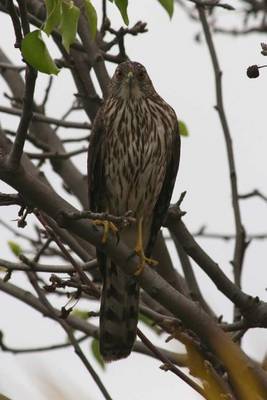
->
[[116, 69, 123, 80], [137, 69, 146, 80]]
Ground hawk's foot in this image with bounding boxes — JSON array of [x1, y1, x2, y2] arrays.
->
[[134, 246, 158, 276], [93, 220, 118, 243], [133, 216, 158, 275]]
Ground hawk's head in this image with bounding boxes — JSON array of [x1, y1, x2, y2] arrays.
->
[[110, 61, 155, 100]]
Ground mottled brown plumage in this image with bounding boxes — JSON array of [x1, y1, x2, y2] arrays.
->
[[87, 61, 180, 361]]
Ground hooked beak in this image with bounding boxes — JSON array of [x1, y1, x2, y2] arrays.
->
[[127, 71, 134, 84]]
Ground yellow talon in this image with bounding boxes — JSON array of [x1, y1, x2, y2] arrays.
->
[[134, 217, 158, 276], [134, 253, 158, 276], [93, 220, 118, 243]]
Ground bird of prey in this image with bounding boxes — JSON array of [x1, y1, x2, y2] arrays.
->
[[87, 61, 180, 361]]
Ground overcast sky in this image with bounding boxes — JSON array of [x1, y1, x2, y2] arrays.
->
[[1, 1, 267, 399]]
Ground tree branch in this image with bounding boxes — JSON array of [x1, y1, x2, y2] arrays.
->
[[197, 5, 247, 291], [6, 67, 37, 170], [0, 192, 24, 206], [26, 270, 112, 400], [0, 258, 97, 273], [239, 189, 267, 203], [26, 147, 87, 160], [6, 0, 23, 48], [0, 105, 91, 130], [0, 47, 89, 207], [1, 143, 267, 396], [171, 232, 215, 316], [166, 207, 250, 311], [35, 211, 100, 299], [137, 328, 207, 399], [0, 279, 187, 367], [0, 332, 89, 354], [61, 209, 135, 228]]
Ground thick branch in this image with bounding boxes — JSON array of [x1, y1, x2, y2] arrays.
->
[[0, 48, 88, 207], [1, 143, 267, 396], [0, 192, 24, 206], [76, 9, 110, 98], [166, 208, 249, 310]]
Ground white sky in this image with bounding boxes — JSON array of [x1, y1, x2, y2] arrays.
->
[[1, 1, 267, 399]]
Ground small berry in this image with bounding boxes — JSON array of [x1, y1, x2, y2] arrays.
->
[[247, 65, 260, 79]]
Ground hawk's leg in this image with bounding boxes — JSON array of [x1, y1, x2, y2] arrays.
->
[[134, 217, 158, 276], [93, 219, 118, 243]]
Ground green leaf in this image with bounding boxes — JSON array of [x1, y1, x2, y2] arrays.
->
[[157, 0, 174, 18], [21, 30, 60, 75], [8, 241, 22, 257], [114, 0, 129, 25], [71, 309, 90, 319], [44, 0, 62, 35], [179, 120, 189, 137], [84, 0, 98, 39], [91, 338, 105, 370], [59, 1, 80, 52]]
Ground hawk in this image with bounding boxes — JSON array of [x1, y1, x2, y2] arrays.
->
[[87, 61, 180, 361]]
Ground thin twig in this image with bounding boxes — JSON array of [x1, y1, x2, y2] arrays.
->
[[137, 328, 207, 399], [0, 258, 97, 273], [6, 0, 23, 48], [43, 274, 99, 297], [35, 211, 100, 298], [40, 76, 53, 110], [26, 272, 112, 400], [197, 6, 247, 290], [188, 0, 235, 10], [0, 332, 88, 354], [60, 209, 135, 228], [0, 217, 37, 243], [17, 0, 30, 36], [26, 147, 87, 160], [239, 189, 267, 203], [6, 67, 37, 170], [5, 0, 35, 170], [167, 225, 267, 241], [104, 21, 148, 51], [171, 233, 215, 316], [101, 0, 107, 32], [53, 101, 79, 134], [0, 279, 187, 367], [4, 129, 49, 151], [0, 105, 91, 129], [214, 26, 267, 35], [62, 134, 90, 143]]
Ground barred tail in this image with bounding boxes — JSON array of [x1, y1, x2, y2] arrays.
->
[[99, 254, 139, 362]]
